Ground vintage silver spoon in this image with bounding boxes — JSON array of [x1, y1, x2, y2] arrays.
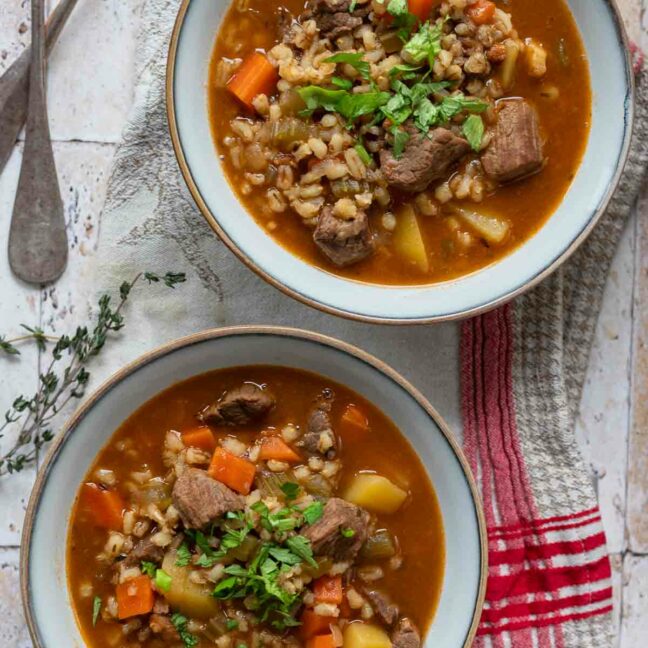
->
[[8, 0, 71, 284], [0, 0, 78, 177]]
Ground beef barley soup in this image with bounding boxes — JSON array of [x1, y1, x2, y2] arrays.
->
[[68, 366, 444, 648], [209, 0, 591, 285]]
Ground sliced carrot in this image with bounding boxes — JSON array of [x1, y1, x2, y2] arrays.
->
[[408, 0, 435, 22], [313, 575, 343, 605], [306, 634, 336, 648], [300, 610, 335, 640], [465, 0, 496, 25], [258, 436, 302, 463], [182, 426, 216, 452], [80, 483, 125, 530], [227, 52, 278, 110], [116, 576, 154, 619], [340, 404, 370, 437], [208, 447, 256, 495]]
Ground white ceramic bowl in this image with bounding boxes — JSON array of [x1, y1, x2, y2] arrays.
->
[[167, 0, 633, 323], [22, 327, 486, 648]]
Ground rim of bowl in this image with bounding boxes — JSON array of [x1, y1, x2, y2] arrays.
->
[[165, 0, 635, 325], [20, 326, 488, 648]]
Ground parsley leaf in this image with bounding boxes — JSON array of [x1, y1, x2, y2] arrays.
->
[[269, 545, 303, 565], [285, 535, 318, 568], [92, 596, 101, 627], [171, 613, 199, 648], [341, 527, 356, 538], [302, 500, 324, 525], [462, 114, 485, 151], [354, 142, 373, 166], [387, 0, 418, 40], [325, 52, 371, 81], [280, 482, 300, 501], [140, 561, 157, 578], [403, 19, 446, 67], [332, 76, 353, 90], [437, 94, 488, 122], [226, 619, 239, 631], [391, 126, 411, 158], [298, 87, 390, 123], [175, 542, 192, 567], [155, 569, 172, 593]]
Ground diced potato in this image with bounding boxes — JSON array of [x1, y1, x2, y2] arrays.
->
[[500, 39, 520, 90], [343, 474, 408, 514], [344, 622, 393, 648], [452, 206, 511, 245], [392, 205, 429, 272], [161, 550, 221, 619], [524, 38, 547, 78]]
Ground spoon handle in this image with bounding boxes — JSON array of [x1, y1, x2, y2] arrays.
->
[[8, 0, 68, 284], [0, 0, 78, 176]]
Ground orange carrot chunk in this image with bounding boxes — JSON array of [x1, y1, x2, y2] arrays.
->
[[340, 404, 370, 436], [116, 576, 154, 619], [300, 610, 335, 640], [313, 575, 343, 605], [306, 634, 337, 648], [227, 52, 278, 110], [408, 0, 435, 22], [182, 426, 216, 452], [80, 483, 126, 530], [465, 0, 496, 25], [208, 447, 256, 495], [258, 436, 302, 463]]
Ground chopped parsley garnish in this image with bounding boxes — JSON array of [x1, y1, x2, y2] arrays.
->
[[280, 482, 300, 501], [175, 542, 192, 567], [391, 126, 411, 158], [403, 18, 446, 67], [386, 0, 418, 41], [140, 561, 157, 578], [226, 618, 240, 631], [171, 613, 199, 648], [92, 596, 101, 627], [302, 500, 324, 525], [298, 87, 390, 123], [462, 114, 485, 151], [349, 0, 358, 11], [252, 501, 302, 533], [155, 568, 173, 593], [332, 76, 353, 90], [285, 535, 318, 568], [341, 527, 356, 538], [354, 143, 373, 166], [324, 52, 371, 81]]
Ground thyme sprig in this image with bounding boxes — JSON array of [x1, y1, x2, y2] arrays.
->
[[0, 271, 187, 476]]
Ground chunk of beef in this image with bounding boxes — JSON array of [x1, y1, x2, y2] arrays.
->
[[305, 0, 368, 40], [300, 392, 337, 455], [481, 99, 544, 183], [149, 614, 180, 642], [392, 618, 421, 648], [199, 383, 275, 426], [303, 497, 370, 561], [122, 535, 165, 568], [316, 12, 362, 39], [364, 589, 400, 626], [172, 468, 244, 529], [380, 124, 471, 193], [313, 207, 374, 267]]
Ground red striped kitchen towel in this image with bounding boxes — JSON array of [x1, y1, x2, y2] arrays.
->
[[461, 53, 647, 647]]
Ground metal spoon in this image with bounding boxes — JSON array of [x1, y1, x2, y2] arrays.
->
[[0, 0, 78, 177], [8, 0, 69, 284]]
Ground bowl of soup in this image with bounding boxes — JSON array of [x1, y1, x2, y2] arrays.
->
[[167, 0, 632, 322], [21, 327, 486, 648]]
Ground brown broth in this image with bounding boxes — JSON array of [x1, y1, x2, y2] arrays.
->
[[68, 366, 445, 647], [208, 0, 591, 285]]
